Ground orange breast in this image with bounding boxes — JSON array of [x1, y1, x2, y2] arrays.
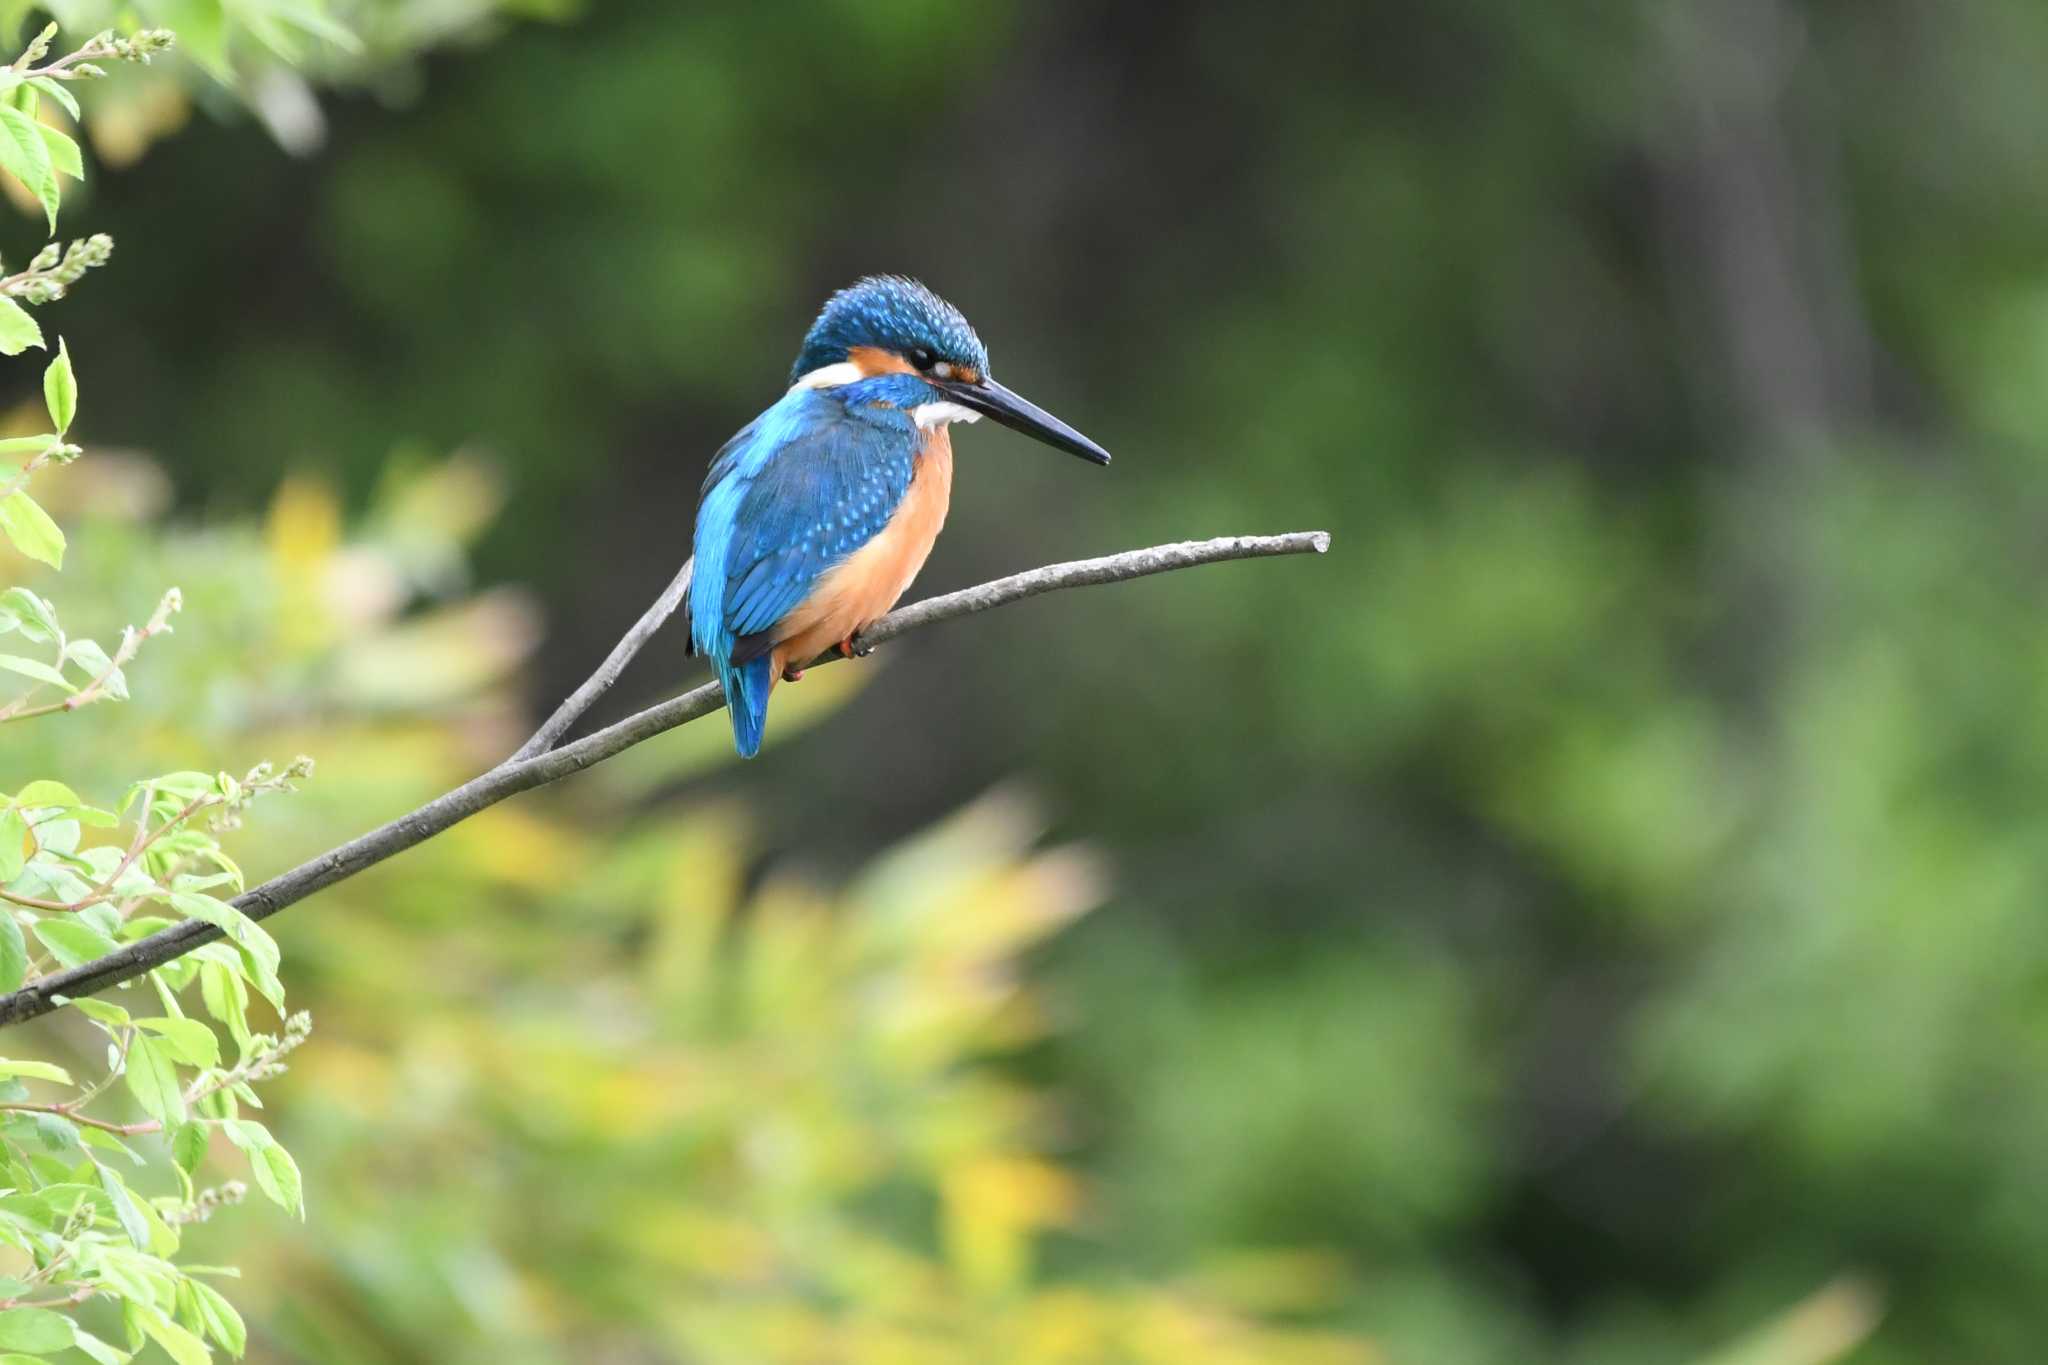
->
[[771, 427, 954, 677]]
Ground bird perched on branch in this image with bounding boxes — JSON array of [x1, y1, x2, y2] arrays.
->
[[685, 276, 1111, 758]]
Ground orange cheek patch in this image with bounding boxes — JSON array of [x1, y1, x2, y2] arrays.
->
[[848, 345, 916, 376], [952, 365, 981, 385]]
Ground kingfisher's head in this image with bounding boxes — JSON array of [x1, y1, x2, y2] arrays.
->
[[789, 276, 1111, 466]]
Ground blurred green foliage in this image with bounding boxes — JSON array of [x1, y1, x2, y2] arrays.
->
[[12, 455, 1384, 1361], [3, 0, 2046, 1360]]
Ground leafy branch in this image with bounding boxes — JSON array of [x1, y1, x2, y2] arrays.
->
[[0, 531, 1332, 1026], [0, 586, 180, 724]]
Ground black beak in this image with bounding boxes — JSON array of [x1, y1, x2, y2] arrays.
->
[[938, 375, 1112, 466]]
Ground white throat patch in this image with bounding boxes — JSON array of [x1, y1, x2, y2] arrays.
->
[[790, 362, 982, 431], [911, 401, 982, 430]]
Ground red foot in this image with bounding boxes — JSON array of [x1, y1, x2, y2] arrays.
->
[[782, 665, 805, 683], [838, 637, 873, 659]]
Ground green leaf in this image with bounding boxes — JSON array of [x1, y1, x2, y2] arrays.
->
[[0, 590, 54, 641], [0, 1306, 75, 1351], [69, 1329, 127, 1365], [77, 1124, 141, 1166], [0, 809, 24, 880], [168, 894, 277, 984], [0, 106, 56, 230], [66, 652, 125, 700], [28, 79, 77, 122], [122, 1034, 185, 1125], [6, 1109, 75, 1153], [131, 1303, 208, 1365], [0, 299, 42, 357], [187, 1279, 244, 1356], [0, 437, 55, 455], [0, 1058, 70, 1084], [0, 917, 23, 995], [12, 779, 78, 809], [31, 816, 77, 856], [94, 1161, 149, 1250], [35, 125, 78, 181], [42, 339, 73, 435], [69, 998, 128, 1028], [136, 1017, 219, 1070], [0, 652, 67, 688], [0, 493, 62, 569], [197, 962, 250, 1049], [222, 1119, 301, 1218], [32, 918, 116, 969], [170, 1120, 208, 1176]]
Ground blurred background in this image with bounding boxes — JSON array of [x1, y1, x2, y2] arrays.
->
[[7, 0, 2048, 1360]]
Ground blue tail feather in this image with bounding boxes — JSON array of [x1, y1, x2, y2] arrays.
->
[[720, 654, 775, 759]]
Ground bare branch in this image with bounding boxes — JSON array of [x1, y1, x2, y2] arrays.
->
[[0, 531, 1330, 1027], [511, 556, 693, 761]]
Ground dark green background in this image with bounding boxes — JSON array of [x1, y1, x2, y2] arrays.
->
[[34, 1, 2048, 1358]]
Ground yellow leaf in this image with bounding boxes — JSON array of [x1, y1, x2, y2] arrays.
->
[[941, 1156, 1081, 1297]]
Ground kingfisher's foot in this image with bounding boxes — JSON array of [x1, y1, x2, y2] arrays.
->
[[838, 637, 873, 659], [782, 665, 806, 683]]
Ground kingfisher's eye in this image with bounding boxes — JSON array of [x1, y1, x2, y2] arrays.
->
[[908, 346, 936, 371]]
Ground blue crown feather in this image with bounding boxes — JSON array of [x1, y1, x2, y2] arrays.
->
[[790, 275, 990, 382]]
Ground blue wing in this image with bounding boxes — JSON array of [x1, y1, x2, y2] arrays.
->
[[688, 386, 917, 667]]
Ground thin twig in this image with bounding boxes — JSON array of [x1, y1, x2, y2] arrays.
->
[[511, 556, 694, 761], [0, 532, 1331, 1027]]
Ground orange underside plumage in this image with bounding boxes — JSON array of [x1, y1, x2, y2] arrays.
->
[[769, 425, 954, 683]]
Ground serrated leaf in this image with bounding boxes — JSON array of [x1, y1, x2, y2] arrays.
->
[[0, 1306, 75, 1351], [0, 105, 57, 230], [0, 299, 41, 357], [42, 339, 73, 435], [28, 80, 77, 122], [122, 1034, 184, 1125], [131, 1302, 208, 1365], [36, 125, 78, 181], [0, 1058, 69, 1084], [32, 918, 115, 968], [197, 962, 249, 1049], [221, 1119, 300, 1218], [94, 1161, 149, 1250], [170, 1120, 208, 1176], [187, 1280, 244, 1356], [136, 1017, 218, 1070], [0, 493, 62, 569], [6, 1110, 74, 1152], [68, 998, 128, 1027], [168, 894, 276, 983]]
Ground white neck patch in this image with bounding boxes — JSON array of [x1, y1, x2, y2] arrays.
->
[[790, 361, 865, 391], [791, 361, 982, 431], [911, 401, 982, 430]]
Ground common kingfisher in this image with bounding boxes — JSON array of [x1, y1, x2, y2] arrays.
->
[[686, 276, 1111, 758]]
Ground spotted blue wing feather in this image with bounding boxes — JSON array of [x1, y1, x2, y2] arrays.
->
[[724, 432, 913, 647], [688, 383, 920, 756]]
